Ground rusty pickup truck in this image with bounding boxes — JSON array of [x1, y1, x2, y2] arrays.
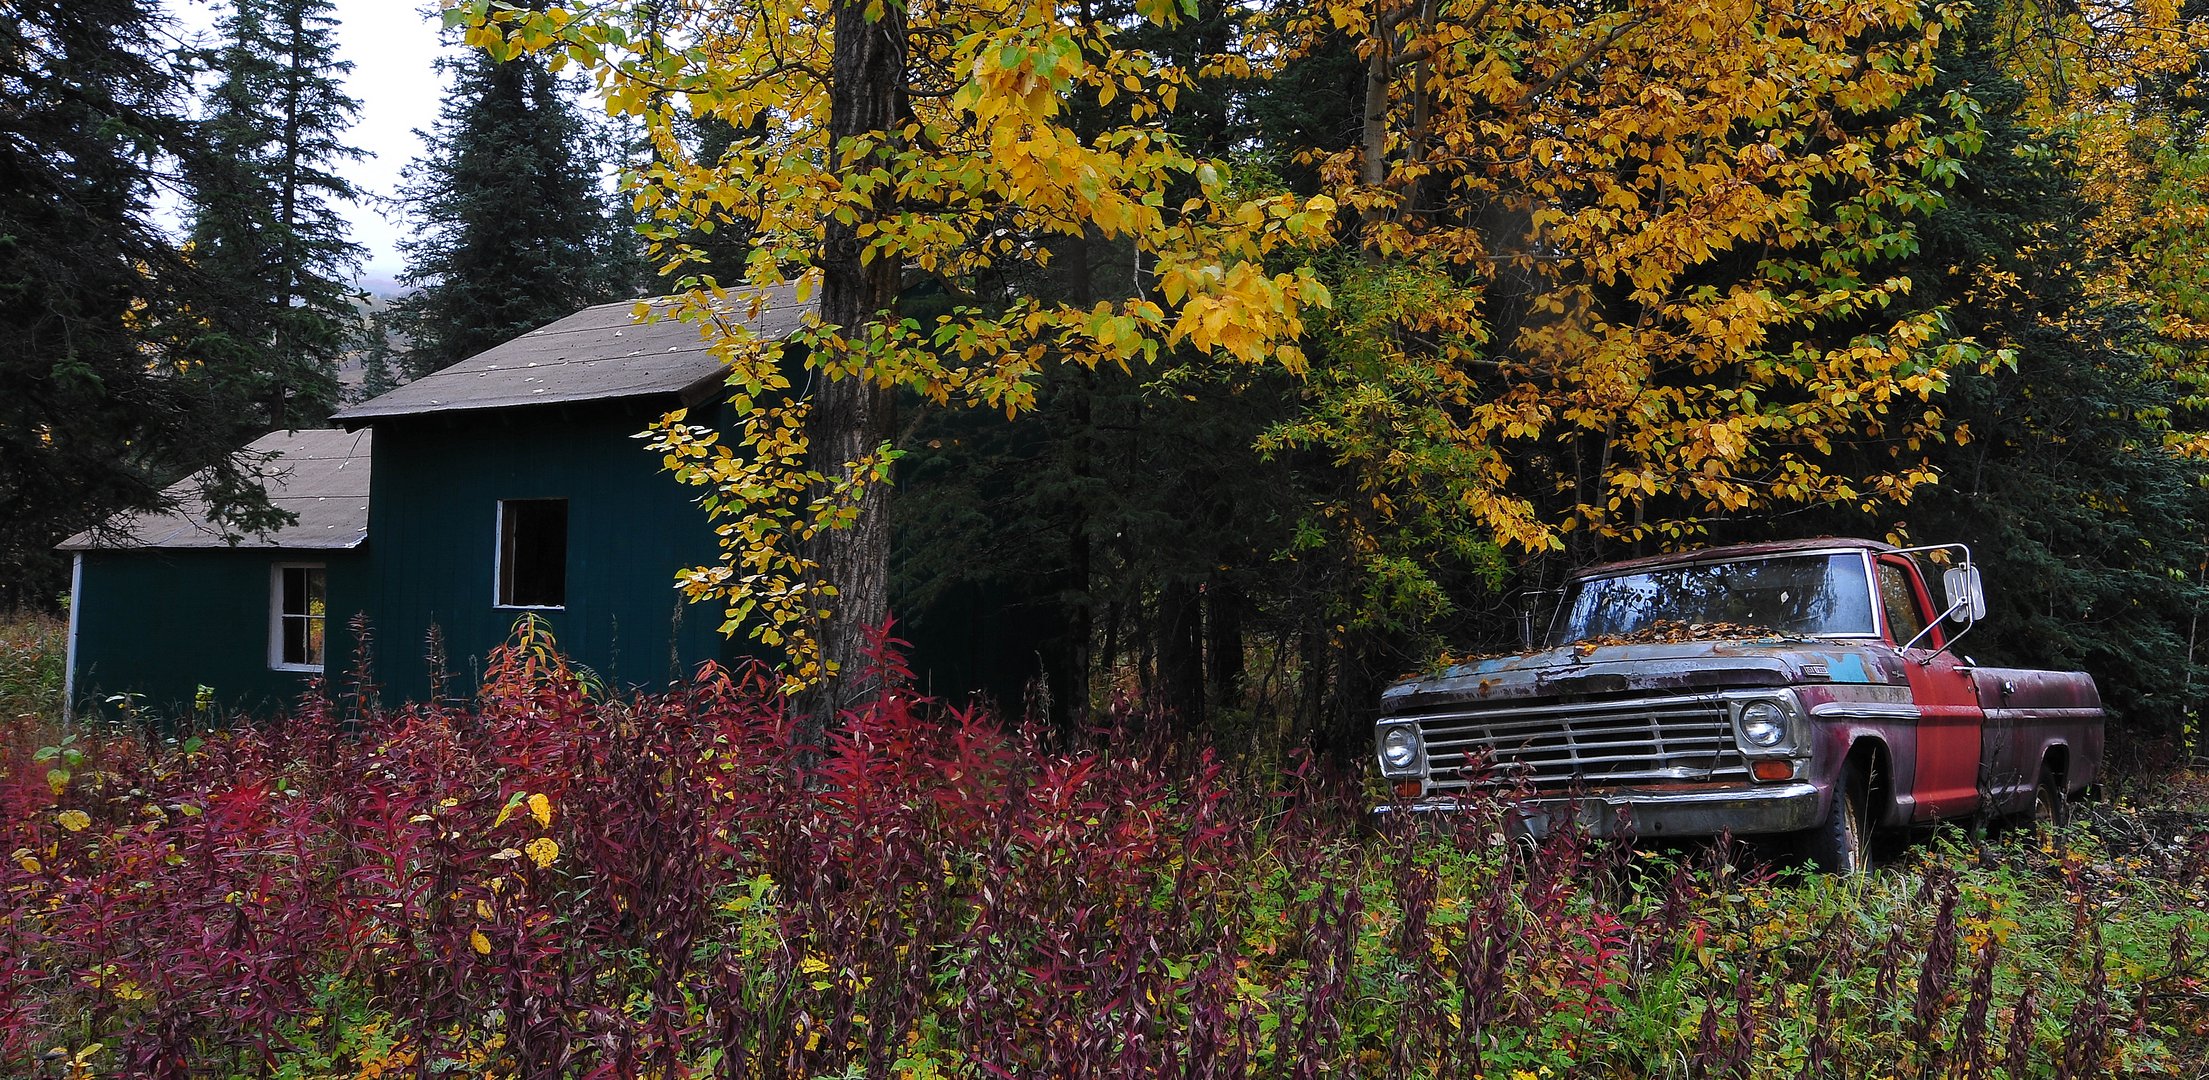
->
[[1373, 538, 2104, 869]]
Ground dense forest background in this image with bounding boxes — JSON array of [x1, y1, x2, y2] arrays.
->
[[6, 0, 2209, 762]]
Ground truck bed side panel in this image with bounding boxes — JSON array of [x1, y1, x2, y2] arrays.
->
[[1970, 667, 2104, 814]]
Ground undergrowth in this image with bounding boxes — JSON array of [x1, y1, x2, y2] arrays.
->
[[2, 621, 2206, 1078], [0, 610, 62, 729]]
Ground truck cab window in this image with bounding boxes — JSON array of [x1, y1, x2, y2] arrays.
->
[[1878, 560, 1929, 648], [1553, 552, 1876, 643]]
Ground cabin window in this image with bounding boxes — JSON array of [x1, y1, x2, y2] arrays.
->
[[270, 564, 327, 672], [497, 498, 568, 609]]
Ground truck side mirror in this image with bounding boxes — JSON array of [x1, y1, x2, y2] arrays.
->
[[1942, 565, 1987, 623]]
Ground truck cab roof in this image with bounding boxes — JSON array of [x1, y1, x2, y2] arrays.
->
[[1575, 538, 1900, 581]]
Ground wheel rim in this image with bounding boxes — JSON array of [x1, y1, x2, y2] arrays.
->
[[2032, 780, 2065, 835], [1839, 789, 1869, 873]]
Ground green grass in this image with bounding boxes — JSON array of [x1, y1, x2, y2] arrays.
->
[[0, 610, 63, 727]]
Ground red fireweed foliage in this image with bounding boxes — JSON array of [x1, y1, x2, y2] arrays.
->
[[1, 619, 2204, 1078]]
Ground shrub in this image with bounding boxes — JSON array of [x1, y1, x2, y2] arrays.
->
[[2, 622, 2206, 1077]]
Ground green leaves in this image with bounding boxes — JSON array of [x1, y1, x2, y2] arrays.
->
[[456, 0, 1337, 681]]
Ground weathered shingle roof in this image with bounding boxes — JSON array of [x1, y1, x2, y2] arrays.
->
[[57, 429, 373, 552], [331, 284, 813, 424]]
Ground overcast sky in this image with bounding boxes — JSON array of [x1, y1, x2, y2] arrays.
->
[[164, 0, 450, 293]]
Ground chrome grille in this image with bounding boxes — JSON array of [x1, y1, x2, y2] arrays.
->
[[1402, 693, 1746, 791]]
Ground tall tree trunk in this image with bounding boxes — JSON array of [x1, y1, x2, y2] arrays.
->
[[1295, 623, 1330, 747], [1205, 581, 1244, 709], [1100, 595, 1123, 708], [1325, 629, 1387, 761], [1158, 580, 1205, 733], [1064, 228, 1099, 730], [803, 0, 907, 729]]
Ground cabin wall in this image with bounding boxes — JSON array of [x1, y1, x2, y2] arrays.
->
[[70, 548, 369, 719], [363, 400, 735, 702]]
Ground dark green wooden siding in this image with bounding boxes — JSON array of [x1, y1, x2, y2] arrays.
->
[[363, 400, 735, 702], [71, 548, 368, 718]]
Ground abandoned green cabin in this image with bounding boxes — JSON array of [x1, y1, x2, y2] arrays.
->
[[59, 428, 375, 716], [64, 287, 811, 715], [324, 289, 813, 703], [63, 282, 1070, 719]]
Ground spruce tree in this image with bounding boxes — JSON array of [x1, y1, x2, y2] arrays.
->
[[1883, 15, 2209, 749], [1767, 10, 2209, 752], [0, 0, 284, 608], [384, 44, 634, 380], [183, 0, 365, 430]]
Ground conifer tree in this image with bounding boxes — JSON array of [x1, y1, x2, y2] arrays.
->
[[383, 42, 634, 380], [183, 0, 365, 430], [1838, 10, 2209, 748], [0, 0, 284, 608]]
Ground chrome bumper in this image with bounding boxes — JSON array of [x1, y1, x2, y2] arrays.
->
[[1378, 781, 1823, 839]]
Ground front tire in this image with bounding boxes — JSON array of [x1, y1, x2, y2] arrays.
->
[[1802, 762, 1873, 874]]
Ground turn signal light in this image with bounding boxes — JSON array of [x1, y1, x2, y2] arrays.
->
[[1751, 760, 1794, 782], [1394, 781, 1423, 798]]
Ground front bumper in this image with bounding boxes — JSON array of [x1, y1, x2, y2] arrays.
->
[[1378, 781, 1823, 839]]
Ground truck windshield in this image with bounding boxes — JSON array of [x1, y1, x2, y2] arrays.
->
[[1551, 552, 1876, 644]]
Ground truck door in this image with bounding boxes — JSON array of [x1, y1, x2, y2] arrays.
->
[[1880, 557, 1985, 820]]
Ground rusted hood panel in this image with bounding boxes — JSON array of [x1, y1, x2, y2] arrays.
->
[[1382, 639, 1902, 710]]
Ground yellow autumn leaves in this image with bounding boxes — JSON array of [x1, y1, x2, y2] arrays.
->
[[493, 791, 553, 830], [439, 0, 2115, 676], [489, 791, 560, 869], [468, 793, 560, 958], [8, 812, 87, 876], [448, 0, 1336, 684], [1258, 0, 1996, 566]]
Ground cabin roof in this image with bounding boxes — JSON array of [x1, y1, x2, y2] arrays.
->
[[58, 428, 373, 552], [331, 283, 812, 425]]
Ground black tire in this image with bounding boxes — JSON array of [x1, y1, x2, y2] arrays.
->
[[2027, 772, 2069, 839], [1801, 762, 1873, 874]]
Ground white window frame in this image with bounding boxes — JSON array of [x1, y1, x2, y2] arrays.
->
[[493, 498, 569, 611], [269, 562, 328, 673]]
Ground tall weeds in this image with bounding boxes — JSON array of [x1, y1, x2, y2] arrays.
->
[[0, 610, 62, 730], [2, 622, 2205, 1077]]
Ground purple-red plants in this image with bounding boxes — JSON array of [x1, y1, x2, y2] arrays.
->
[[3, 618, 2208, 1077]]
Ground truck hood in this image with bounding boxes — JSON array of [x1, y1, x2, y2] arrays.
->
[[1381, 638, 1904, 710]]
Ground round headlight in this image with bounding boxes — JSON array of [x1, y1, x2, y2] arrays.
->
[[1739, 701, 1788, 748], [1379, 725, 1421, 770]]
